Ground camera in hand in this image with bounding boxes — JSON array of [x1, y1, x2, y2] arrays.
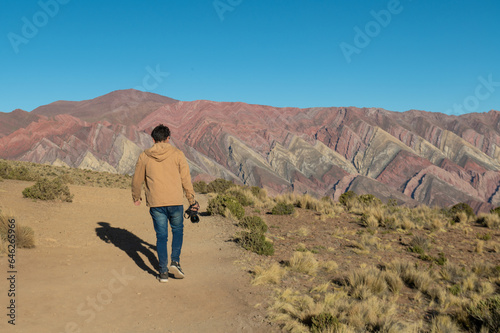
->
[[185, 201, 200, 223]]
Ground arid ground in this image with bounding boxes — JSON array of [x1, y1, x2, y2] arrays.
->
[[0, 180, 271, 333]]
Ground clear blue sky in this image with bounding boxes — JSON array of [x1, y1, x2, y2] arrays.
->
[[1, 0, 499, 115]]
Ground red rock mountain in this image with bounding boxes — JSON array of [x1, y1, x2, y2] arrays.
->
[[1, 89, 499, 213]]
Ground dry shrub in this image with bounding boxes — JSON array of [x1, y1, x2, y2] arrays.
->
[[347, 267, 387, 299], [295, 227, 310, 237], [288, 251, 318, 275], [439, 262, 468, 283], [360, 205, 385, 228], [252, 263, 286, 286], [352, 234, 379, 254], [272, 202, 295, 215], [362, 214, 380, 229], [296, 194, 321, 211], [459, 295, 500, 333], [430, 315, 461, 333], [311, 282, 330, 294], [477, 213, 500, 229], [343, 297, 396, 331], [427, 285, 448, 305], [386, 260, 435, 295], [403, 268, 434, 293], [322, 260, 339, 273], [270, 289, 317, 325], [382, 270, 403, 294], [227, 185, 273, 209], [475, 240, 484, 254], [471, 261, 500, 279], [274, 192, 342, 216], [408, 235, 430, 254], [226, 186, 255, 206], [454, 211, 470, 225], [0, 212, 35, 250], [461, 275, 478, 293], [270, 287, 412, 333]]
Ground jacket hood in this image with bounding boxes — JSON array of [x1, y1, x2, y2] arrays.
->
[[144, 142, 176, 162]]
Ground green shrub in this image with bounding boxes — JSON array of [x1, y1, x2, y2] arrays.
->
[[271, 202, 295, 215], [408, 235, 430, 254], [226, 188, 254, 207], [357, 194, 382, 206], [250, 186, 263, 198], [239, 216, 268, 233], [463, 295, 500, 332], [22, 178, 73, 202], [0, 161, 36, 181], [490, 206, 500, 217], [339, 190, 357, 206], [310, 313, 339, 333], [435, 253, 447, 266], [58, 173, 74, 185], [449, 284, 462, 296], [387, 198, 398, 207], [450, 202, 475, 219], [237, 231, 274, 255], [193, 181, 208, 194], [207, 178, 234, 194], [0, 161, 11, 178], [207, 194, 245, 220]]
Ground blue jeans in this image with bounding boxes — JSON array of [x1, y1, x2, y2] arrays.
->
[[149, 206, 184, 274]]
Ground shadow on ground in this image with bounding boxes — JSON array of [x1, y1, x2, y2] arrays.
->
[[95, 222, 158, 277]]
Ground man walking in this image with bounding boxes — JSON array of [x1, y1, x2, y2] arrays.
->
[[132, 124, 198, 282]]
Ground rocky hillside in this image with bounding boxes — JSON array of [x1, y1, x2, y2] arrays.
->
[[1, 89, 499, 212]]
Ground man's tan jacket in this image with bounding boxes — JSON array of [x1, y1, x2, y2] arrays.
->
[[132, 142, 195, 207]]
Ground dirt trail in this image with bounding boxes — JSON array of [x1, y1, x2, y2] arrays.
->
[[0, 180, 271, 333]]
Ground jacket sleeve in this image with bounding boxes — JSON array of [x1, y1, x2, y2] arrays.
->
[[178, 152, 196, 205], [131, 153, 146, 202]]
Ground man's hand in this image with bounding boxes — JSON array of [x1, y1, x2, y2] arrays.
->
[[190, 201, 200, 212], [134, 201, 141, 206]]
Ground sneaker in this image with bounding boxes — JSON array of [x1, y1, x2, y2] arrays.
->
[[170, 261, 185, 279], [158, 272, 169, 283]]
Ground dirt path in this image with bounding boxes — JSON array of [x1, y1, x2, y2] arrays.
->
[[0, 180, 271, 333]]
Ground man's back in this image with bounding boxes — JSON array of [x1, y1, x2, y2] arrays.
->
[[132, 142, 195, 207]]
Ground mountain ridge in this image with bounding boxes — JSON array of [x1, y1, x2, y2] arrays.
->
[[1, 89, 499, 213]]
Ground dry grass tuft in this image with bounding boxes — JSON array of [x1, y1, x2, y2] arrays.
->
[[296, 227, 310, 237], [477, 213, 500, 229], [322, 260, 339, 273], [430, 315, 461, 333], [273, 192, 344, 217], [381, 270, 404, 294], [252, 263, 286, 286], [347, 267, 387, 299], [475, 240, 484, 254], [288, 251, 318, 275], [0, 211, 35, 251], [310, 282, 330, 294]]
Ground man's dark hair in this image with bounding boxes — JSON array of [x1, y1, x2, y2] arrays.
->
[[151, 124, 171, 142]]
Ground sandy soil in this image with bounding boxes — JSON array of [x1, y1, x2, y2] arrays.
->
[[0, 180, 272, 333]]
